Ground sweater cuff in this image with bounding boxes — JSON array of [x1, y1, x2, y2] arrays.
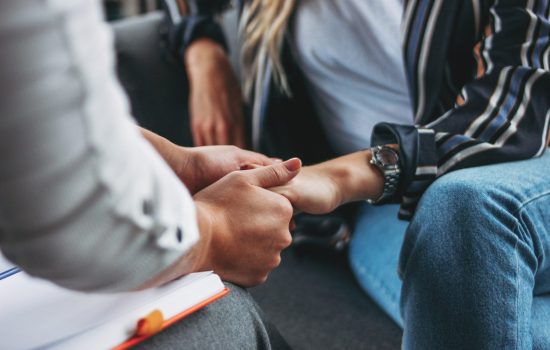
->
[[165, 13, 228, 60]]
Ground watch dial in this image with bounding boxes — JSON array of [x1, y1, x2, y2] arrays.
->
[[378, 148, 399, 165]]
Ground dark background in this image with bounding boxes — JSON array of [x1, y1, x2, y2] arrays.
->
[[103, 0, 163, 21]]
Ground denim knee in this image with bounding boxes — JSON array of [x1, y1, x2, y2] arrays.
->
[[398, 168, 535, 280], [398, 160, 550, 349]]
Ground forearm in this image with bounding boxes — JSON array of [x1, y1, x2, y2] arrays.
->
[[330, 150, 385, 204], [138, 201, 213, 289], [185, 38, 227, 70], [140, 127, 191, 175], [1, 125, 201, 292], [0, 0, 202, 292], [272, 149, 386, 215], [316, 145, 404, 206], [184, 38, 228, 103]]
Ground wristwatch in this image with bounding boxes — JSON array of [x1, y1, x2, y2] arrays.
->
[[368, 146, 401, 204]]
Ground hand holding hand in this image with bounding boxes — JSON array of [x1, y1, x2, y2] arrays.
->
[[193, 158, 302, 287], [186, 39, 245, 147], [179, 145, 278, 194], [140, 128, 276, 194]]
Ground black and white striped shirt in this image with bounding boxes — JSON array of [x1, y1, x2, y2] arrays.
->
[[372, 0, 550, 218]]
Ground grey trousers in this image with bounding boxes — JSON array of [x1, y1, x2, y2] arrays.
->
[[112, 13, 290, 350], [134, 283, 289, 350]]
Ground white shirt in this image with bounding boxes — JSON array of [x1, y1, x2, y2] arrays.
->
[[290, 0, 413, 155], [0, 0, 199, 292]]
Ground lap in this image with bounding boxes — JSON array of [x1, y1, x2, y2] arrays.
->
[[411, 151, 550, 293], [135, 283, 289, 350], [399, 152, 550, 349], [421, 150, 550, 209], [349, 151, 550, 327]]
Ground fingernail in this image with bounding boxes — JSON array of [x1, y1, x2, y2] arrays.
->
[[284, 158, 302, 172], [271, 158, 283, 163]]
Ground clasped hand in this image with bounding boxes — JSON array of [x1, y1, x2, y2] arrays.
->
[[158, 139, 379, 287], [193, 157, 302, 287], [190, 153, 347, 287], [141, 132, 302, 288]]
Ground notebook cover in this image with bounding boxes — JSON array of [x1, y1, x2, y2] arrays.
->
[[114, 287, 230, 350]]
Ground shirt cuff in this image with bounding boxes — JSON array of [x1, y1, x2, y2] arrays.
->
[[371, 123, 438, 219]]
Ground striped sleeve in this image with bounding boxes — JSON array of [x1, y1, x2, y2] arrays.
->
[[372, 0, 550, 219]]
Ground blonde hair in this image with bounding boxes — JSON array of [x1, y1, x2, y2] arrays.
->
[[241, 0, 296, 99]]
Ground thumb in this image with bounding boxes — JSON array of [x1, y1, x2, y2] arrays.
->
[[245, 158, 302, 188]]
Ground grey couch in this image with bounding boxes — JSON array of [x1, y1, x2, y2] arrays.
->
[[113, 12, 402, 350]]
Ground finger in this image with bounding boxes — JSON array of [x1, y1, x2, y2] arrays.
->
[[239, 150, 276, 167], [269, 185, 297, 204], [269, 186, 302, 215], [202, 124, 215, 145], [233, 122, 246, 149], [240, 164, 264, 171], [230, 100, 245, 146], [215, 122, 230, 145], [245, 158, 302, 188], [191, 124, 204, 147]]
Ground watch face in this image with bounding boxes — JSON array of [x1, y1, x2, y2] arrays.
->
[[377, 148, 399, 165]]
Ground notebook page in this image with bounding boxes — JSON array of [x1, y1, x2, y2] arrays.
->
[[0, 271, 224, 350]]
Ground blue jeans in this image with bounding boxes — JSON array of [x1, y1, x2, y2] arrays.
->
[[349, 151, 550, 349]]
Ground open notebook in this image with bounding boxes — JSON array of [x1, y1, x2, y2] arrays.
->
[[0, 255, 228, 350]]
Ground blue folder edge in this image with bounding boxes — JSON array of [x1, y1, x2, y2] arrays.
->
[[0, 267, 21, 280]]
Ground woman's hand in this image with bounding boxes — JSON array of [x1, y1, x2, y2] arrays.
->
[[185, 39, 246, 148], [269, 165, 344, 215], [270, 151, 385, 215]]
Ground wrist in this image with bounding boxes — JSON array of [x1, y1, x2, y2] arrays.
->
[[180, 145, 208, 182], [327, 150, 385, 205], [368, 145, 401, 204], [191, 200, 215, 272], [141, 128, 189, 173], [171, 146, 194, 178], [135, 198, 215, 289], [185, 38, 227, 73]]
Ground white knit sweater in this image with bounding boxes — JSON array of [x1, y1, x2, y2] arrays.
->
[[0, 0, 199, 292]]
